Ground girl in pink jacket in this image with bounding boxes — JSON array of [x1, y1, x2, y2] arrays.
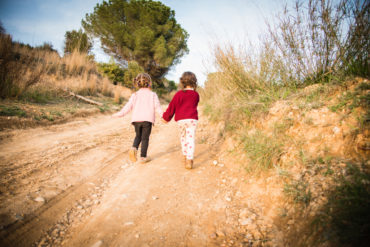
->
[[112, 73, 163, 163]]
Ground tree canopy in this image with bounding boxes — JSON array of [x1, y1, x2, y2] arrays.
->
[[82, 0, 189, 83], [64, 29, 93, 55]]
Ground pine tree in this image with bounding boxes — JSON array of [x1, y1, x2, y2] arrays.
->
[[82, 0, 188, 84]]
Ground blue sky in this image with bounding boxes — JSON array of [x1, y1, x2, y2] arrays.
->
[[0, 0, 284, 85]]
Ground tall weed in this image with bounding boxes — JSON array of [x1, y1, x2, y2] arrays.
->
[[267, 0, 369, 84]]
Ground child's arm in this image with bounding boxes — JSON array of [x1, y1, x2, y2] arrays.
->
[[162, 93, 177, 122], [112, 93, 135, 118]]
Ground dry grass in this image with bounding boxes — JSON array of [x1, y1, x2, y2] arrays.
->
[[200, 1, 369, 244], [201, 0, 369, 173], [0, 33, 128, 102]]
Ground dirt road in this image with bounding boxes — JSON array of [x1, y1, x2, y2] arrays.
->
[[0, 113, 270, 247]]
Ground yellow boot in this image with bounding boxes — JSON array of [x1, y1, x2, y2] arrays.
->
[[129, 148, 137, 162], [185, 159, 193, 169]]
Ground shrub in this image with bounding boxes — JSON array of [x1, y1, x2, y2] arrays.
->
[[97, 58, 126, 85]]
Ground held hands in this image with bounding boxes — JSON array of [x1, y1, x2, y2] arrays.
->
[[161, 118, 169, 124]]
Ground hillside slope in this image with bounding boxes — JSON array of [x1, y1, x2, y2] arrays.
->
[[202, 77, 369, 246]]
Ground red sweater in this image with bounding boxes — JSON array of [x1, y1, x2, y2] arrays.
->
[[163, 90, 199, 122]]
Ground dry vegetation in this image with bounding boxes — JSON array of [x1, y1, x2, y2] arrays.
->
[[0, 33, 128, 100], [201, 0, 369, 245], [0, 32, 133, 129]]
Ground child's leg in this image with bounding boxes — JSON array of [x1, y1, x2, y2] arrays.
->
[[139, 122, 152, 157], [184, 120, 197, 160], [133, 122, 142, 149], [178, 121, 188, 157]]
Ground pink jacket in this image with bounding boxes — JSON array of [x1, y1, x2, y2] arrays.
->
[[113, 88, 163, 124]]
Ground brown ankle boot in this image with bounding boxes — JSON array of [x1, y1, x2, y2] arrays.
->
[[185, 159, 193, 169], [129, 148, 137, 162]]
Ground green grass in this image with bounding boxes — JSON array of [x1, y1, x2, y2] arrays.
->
[[50, 110, 63, 117], [284, 179, 312, 206], [0, 105, 27, 117], [242, 130, 282, 172], [302, 155, 336, 177], [19, 91, 57, 104], [97, 104, 110, 113], [296, 85, 330, 111], [329, 82, 370, 113], [306, 86, 326, 103], [42, 114, 54, 121], [38, 110, 55, 121]]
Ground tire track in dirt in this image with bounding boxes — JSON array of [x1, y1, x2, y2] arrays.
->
[[0, 124, 125, 188], [0, 115, 131, 227], [0, 114, 134, 246], [0, 150, 126, 247]]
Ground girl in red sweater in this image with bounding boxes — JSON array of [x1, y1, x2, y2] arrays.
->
[[163, 72, 199, 169]]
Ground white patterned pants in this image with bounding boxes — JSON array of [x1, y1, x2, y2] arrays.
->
[[177, 119, 198, 160]]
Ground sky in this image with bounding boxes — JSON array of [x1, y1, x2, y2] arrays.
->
[[0, 0, 284, 86]]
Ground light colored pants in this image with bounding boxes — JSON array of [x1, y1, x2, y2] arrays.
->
[[177, 119, 198, 160]]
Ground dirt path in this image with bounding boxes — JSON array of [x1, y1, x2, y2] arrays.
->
[[0, 113, 274, 247]]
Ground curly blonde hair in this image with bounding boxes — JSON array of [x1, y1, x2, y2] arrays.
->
[[134, 73, 152, 88], [180, 71, 197, 90]]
